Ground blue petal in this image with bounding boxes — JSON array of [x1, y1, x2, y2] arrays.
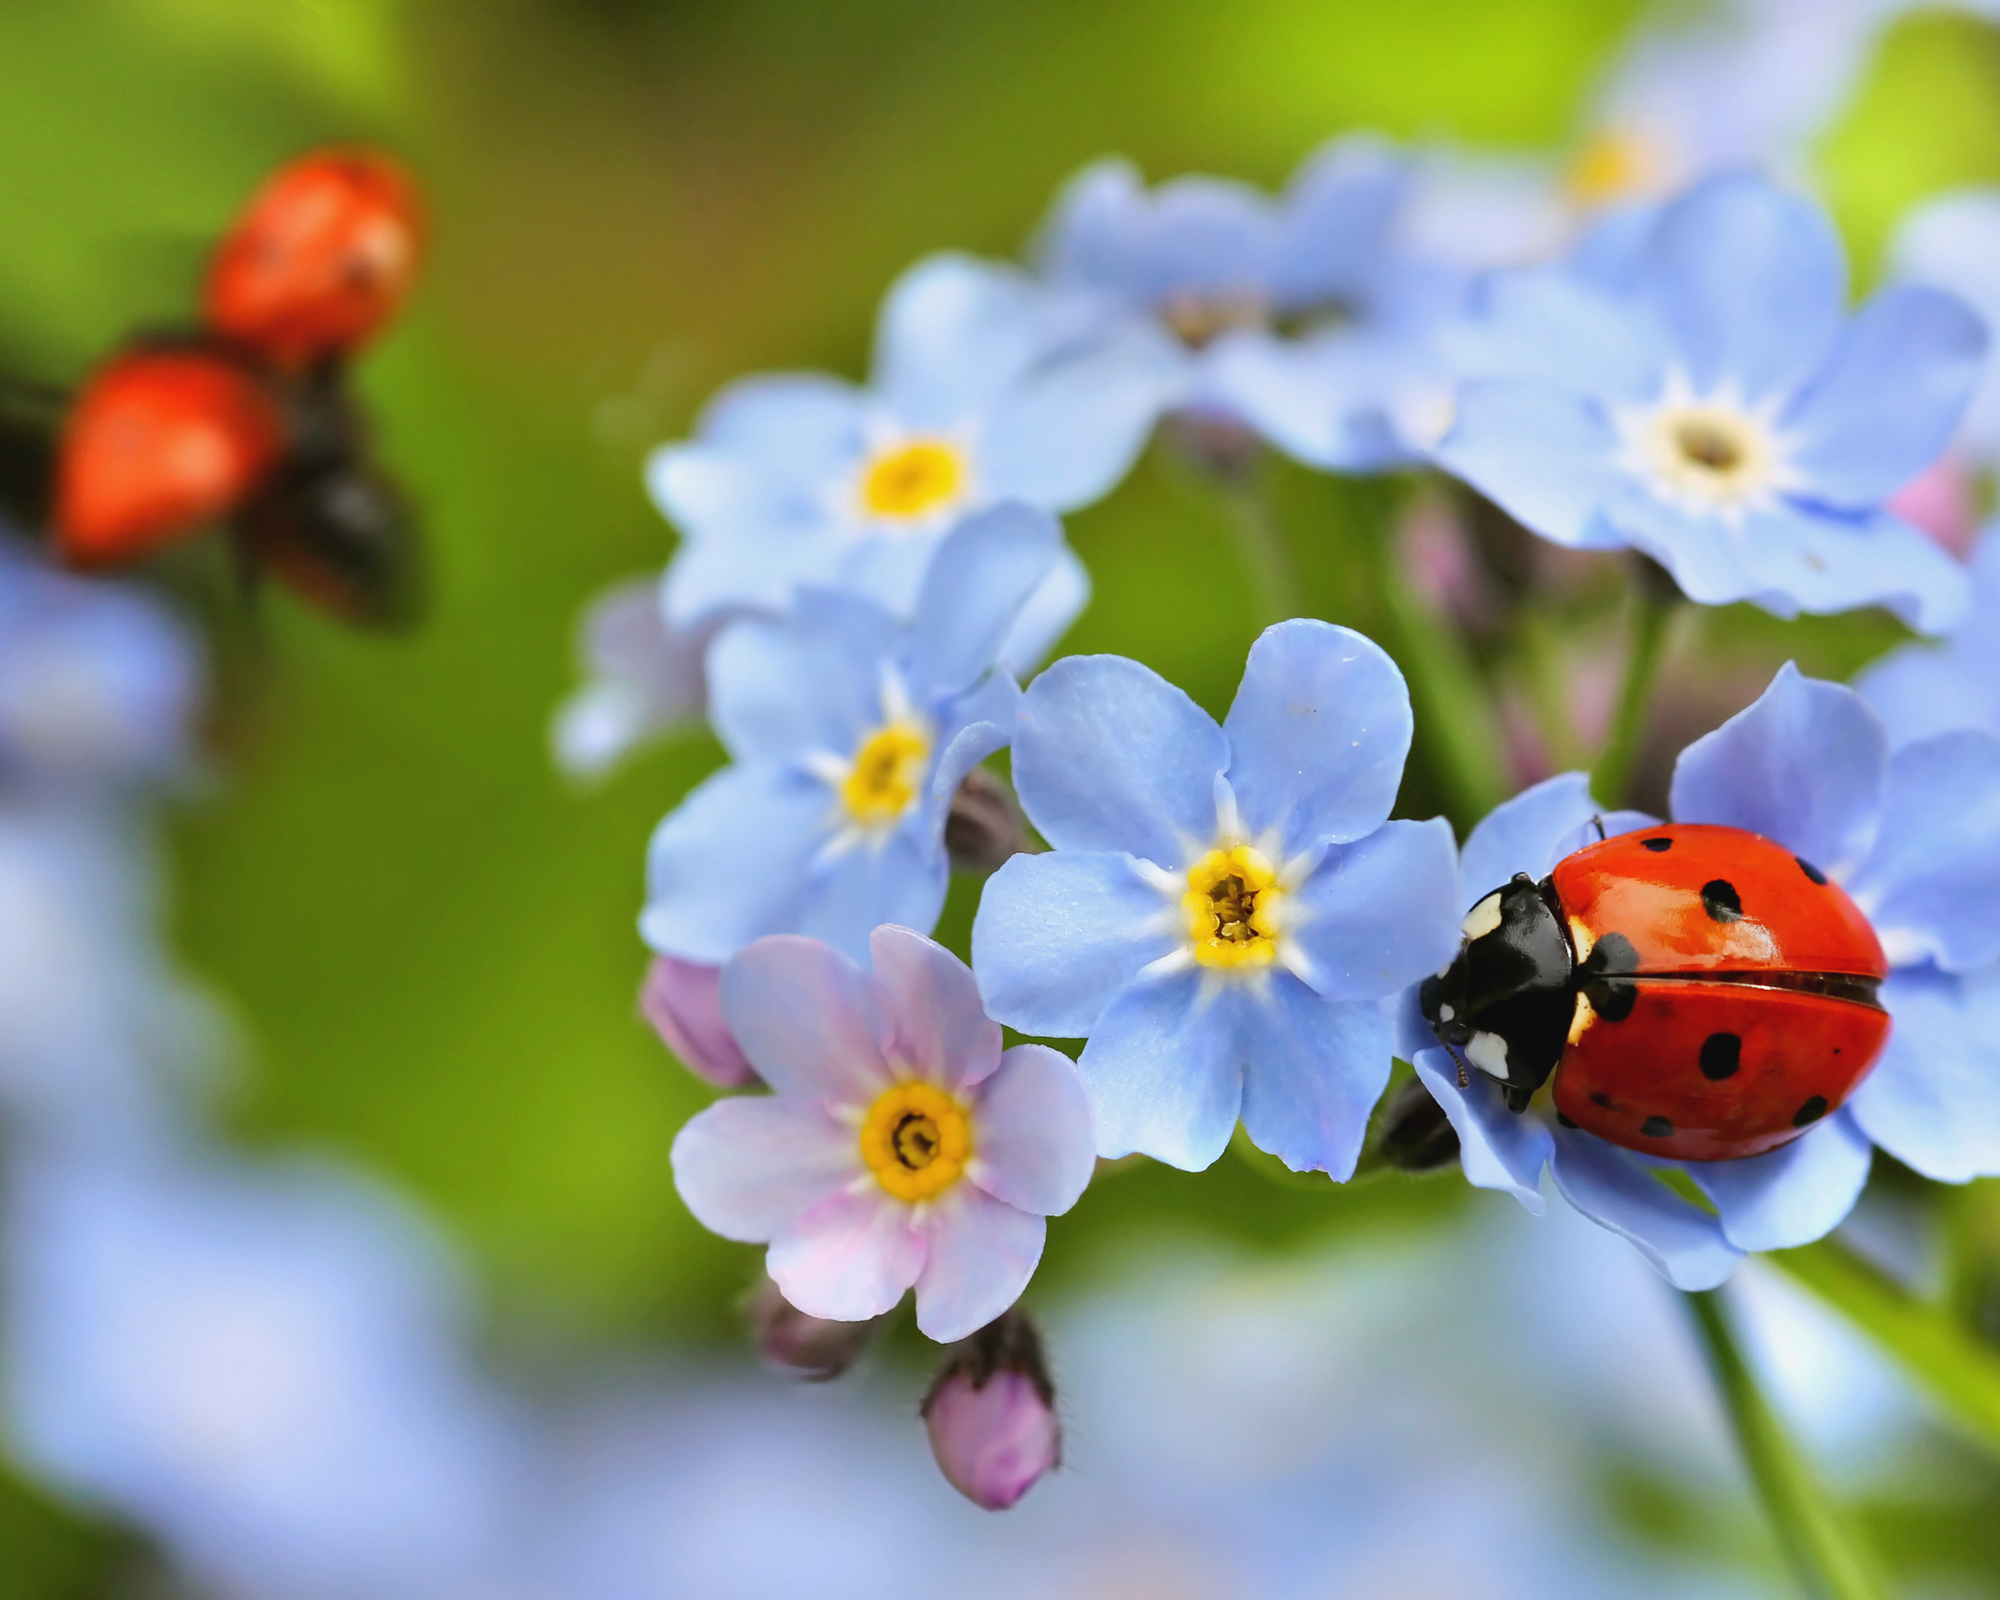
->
[[1287, 819, 1462, 1002], [981, 322, 1187, 511], [1412, 1052, 1551, 1212], [1464, 267, 1666, 401], [1785, 285, 1987, 508], [971, 851, 1178, 1037], [1268, 134, 1406, 309], [1038, 161, 1274, 304], [1076, 971, 1243, 1169], [661, 524, 847, 627], [871, 254, 1054, 425], [688, 371, 867, 458], [999, 544, 1091, 677], [1668, 663, 1887, 875], [1012, 654, 1228, 866], [1728, 506, 1971, 634], [924, 712, 1014, 859], [1458, 772, 1596, 907], [1237, 984, 1392, 1179], [1683, 1113, 1873, 1252], [1846, 731, 2000, 971], [1548, 1129, 1743, 1290], [1434, 381, 1629, 548], [1202, 325, 1420, 471], [907, 504, 1062, 696], [641, 766, 828, 963], [795, 828, 950, 965], [1220, 620, 1413, 851], [1852, 963, 2000, 1182], [705, 590, 898, 765], [1857, 640, 2000, 749], [647, 375, 863, 539], [1597, 487, 1758, 611], [1639, 172, 1846, 399]]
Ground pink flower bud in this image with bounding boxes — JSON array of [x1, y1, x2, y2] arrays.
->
[[1887, 455, 1979, 558], [639, 956, 757, 1088], [921, 1312, 1059, 1511], [746, 1274, 876, 1381]]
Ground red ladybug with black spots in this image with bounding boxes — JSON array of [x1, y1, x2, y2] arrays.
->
[[0, 147, 426, 627], [1420, 824, 1890, 1162]]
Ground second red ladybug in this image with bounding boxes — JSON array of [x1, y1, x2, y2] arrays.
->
[[1420, 824, 1890, 1162]]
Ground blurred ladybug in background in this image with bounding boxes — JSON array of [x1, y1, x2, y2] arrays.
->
[[1421, 823, 1890, 1162], [26, 147, 428, 627]]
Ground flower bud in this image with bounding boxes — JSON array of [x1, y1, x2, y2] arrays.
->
[[1367, 1074, 1461, 1174], [746, 1273, 876, 1381], [922, 1310, 1059, 1511], [639, 955, 757, 1088], [1886, 454, 1978, 558], [944, 767, 1034, 874]]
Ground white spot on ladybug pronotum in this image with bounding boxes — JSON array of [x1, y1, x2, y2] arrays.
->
[[1465, 1030, 1511, 1082], [1567, 990, 1596, 1045], [1438, 1003, 1455, 1022], [1461, 891, 1504, 941]]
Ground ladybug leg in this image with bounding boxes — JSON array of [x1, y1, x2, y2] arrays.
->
[[1589, 812, 1607, 842]]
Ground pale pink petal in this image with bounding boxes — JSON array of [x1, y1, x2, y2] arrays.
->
[[640, 956, 756, 1088], [967, 1044, 1095, 1217], [670, 1097, 858, 1242], [720, 935, 894, 1104], [913, 1186, 1045, 1343], [767, 1186, 926, 1323], [869, 924, 1002, 1090]]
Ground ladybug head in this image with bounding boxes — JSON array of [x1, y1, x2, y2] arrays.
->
[[1419, 873, 1575, 1112]]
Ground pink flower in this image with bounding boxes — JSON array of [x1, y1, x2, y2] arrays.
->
[[670, 926, 1095, 1343], [639, 956, 756, 1089]]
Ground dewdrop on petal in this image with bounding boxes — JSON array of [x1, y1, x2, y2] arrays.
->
[[921, 1310, 1059, 1511]]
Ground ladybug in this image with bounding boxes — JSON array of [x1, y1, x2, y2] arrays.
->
[[0, 146, 428, 627], [203, 148, 425, 371], [53, 345, 284, 568], [1420, 824, 1890, 1162]]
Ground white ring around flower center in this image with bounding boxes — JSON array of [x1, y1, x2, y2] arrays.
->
[[1613, 373, 1799, 526]]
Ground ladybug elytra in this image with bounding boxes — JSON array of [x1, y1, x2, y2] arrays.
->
[[1420, 824, 1890, 1162]]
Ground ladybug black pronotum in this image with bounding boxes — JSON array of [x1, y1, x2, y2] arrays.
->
[[1421, 824, 1890, 1162]]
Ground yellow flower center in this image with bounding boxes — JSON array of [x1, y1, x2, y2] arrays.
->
[[1565, 126, 1667, 208], [1182, 845, 1283, 970], [839, 721, 931, 827], [859, 439, 967, 520], [859, 1081, 971, 1201]]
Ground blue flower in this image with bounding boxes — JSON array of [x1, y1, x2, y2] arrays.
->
[[1, 1149, 524, 1599], [649, 252, 1179, 639], [642, 505, 1061, 967], [971, 621, 1461, 1175], [1893, 188, 2000, 469], [1858, 524, 2000, 748], [0, 545, 201, 791], [1435, 171, 1987, 632], [1036, 135, 1468, 470], [1411, 665, 2000, 1289]]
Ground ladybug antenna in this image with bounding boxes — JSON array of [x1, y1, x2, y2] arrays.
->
[[1442, 1037, 1472, 1091], [1589, 812, 1607, 842]]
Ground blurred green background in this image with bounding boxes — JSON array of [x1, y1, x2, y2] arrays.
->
[[6, 0, 2000, 1591]]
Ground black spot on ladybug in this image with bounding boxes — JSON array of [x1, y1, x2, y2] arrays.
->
[[1642, 836, 1673, 852], [1556, 1111, 1578, 1128], [1699, 1032, 1741, 1081], [1641, 1115, 1674, 1139], [1587, 977, 1638, 1022], [1796, 857, 1827, 886], [1701, 880, 1743, 923], [1590, 1092, 1614, 1109], [1792, 1095, 1829, 1127], [1583, 931, 1639, 975]]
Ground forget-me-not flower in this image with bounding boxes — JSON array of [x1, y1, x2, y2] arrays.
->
[[1036, 135, 1472, 470], [971, 620, 1461, 1175], [671, 926, 1095, 1343], [1411, 665, 2000, 1289], [1892, 187, 2000, 471], [1, 1149, 525, 1600], [1436, 171, 1987, 632], [1858, 525, 2000, 748], [641, 504, 1059, 967], [650, 251, 1179, 638]]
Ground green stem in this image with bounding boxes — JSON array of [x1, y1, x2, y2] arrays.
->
[[1684, 1289, 1886, 1600], [1771, 1235, 2000, 1460], [1591, 569, 1679, 809], [1216, 472, 1299, 628]]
